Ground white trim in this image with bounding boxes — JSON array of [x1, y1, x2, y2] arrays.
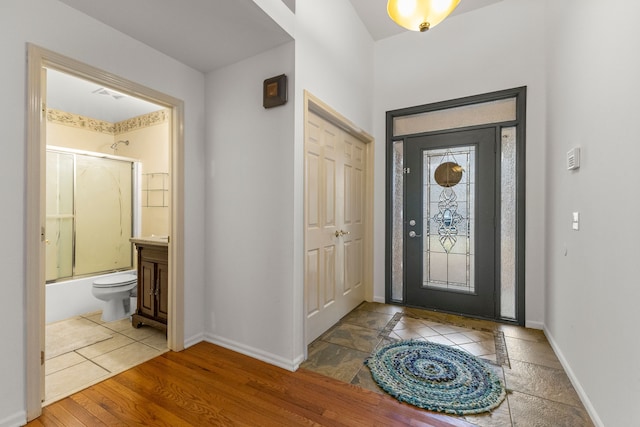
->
[[525, 320, 544, 330], [544, 327, 603, 427], [25, 44, 185, 421], [183, 333, 205, 349], [0, 411, 26, 427], [204, 334, 303, 372], [373, 295, 386, 304]]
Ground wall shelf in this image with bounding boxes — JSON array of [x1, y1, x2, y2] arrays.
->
[[142, 172, 169, 207]]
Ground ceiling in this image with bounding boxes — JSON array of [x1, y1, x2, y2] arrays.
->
[[49, 0, 501, 123]]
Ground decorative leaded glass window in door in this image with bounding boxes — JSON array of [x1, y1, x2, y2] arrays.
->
[[423, 146, 475, 293]]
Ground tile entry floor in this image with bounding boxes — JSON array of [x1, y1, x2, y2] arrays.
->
[[44, 311, 168, 406], [301, 302, 595, 427]]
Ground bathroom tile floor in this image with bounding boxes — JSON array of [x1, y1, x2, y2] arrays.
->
[[301, 302, 595, 427], [44, 311, 167, 405]]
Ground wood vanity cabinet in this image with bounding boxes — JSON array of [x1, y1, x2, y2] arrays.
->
[[131, 241, 168, 333]]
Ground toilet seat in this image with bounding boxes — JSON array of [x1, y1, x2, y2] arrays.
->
[[93, 274, 137, 288]]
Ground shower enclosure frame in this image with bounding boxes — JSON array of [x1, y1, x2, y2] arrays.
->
[[45, 146, 141, 284]]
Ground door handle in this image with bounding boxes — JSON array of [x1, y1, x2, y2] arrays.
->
[[408, 231, 422, 238], [335, 230, 350, 237]]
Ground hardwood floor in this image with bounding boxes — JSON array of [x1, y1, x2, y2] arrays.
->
[[28, 342, 473, 426]]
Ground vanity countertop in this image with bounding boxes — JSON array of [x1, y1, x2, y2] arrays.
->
[[130, 236, 169, 247]]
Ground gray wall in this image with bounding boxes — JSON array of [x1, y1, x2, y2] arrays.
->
[[544, 1, 640, 425]]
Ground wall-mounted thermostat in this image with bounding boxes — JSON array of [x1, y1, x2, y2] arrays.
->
[[567, 147, 580, 170]]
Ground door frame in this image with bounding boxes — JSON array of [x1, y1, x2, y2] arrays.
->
[[302, 91, 375, 350], [385, 87, 526, 325], [25, 44, 185, 420]]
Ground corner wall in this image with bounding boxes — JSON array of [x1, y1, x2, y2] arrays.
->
[[0, 1, 205, 424], [204, 42, 297, 368], [373, 0, 547, 327], [544, 1, 640, 425]]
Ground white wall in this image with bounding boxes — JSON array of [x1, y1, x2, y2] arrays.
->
[[204, 42, 297, 368], [373, 0, 547, 327], [544, 1, 640, 426], [0, 1, 205, 424]]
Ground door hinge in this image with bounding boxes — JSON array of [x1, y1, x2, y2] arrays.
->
[[41, 351, 44, 365], [403, 167, 411, 174], [41, 226, 46, 242]]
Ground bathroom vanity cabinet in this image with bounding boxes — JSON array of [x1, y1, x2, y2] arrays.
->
[[131, 238, 168, 333]]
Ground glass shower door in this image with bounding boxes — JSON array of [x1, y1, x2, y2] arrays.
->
[[45, 151, 74, 281]]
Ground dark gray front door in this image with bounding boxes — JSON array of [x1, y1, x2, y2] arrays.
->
[[404, 128, 496, 318]]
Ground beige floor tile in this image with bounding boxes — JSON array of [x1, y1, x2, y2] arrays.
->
[[139, 330, 168, 351], [92, 342, 164, 374], [321, 323, 381, 353], [445, 332, 476, 345], [464, 396, 512, 427], [463, 330, 495, 343], [45, 351, 86, 375], [356, 302, 406, 315], [479, 353, 497, 364], [396, 317, 426, 330], [82, 311, 105, 324], [75, 333, 135, 359], [505, 336, 562, 370], [414, 326, 440, 337], [430, 324, 463, 335], [508, 391, 594, 427], [505, 360, 583, 408], [45, 360, 109, 403], [119, 324, 160, 341], [426, 335, 456, 346], [393, 328, 424, 340], [101, 317, 134, 333], [499, 324, 547, 343], [459, 340, 495, 357], [301, 341, 369, 384]]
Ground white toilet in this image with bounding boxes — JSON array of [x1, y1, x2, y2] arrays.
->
[[91, 274, 138, 322]]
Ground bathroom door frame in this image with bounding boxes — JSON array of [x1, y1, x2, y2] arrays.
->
[[25, 44, 186, 421]]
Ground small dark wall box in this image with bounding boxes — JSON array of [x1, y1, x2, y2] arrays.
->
[[263, 74, 288, 108]]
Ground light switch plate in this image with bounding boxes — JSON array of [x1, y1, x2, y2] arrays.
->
[[572, 212, 579, 230]]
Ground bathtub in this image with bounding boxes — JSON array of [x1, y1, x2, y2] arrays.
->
[[46, 270, 136, 323]]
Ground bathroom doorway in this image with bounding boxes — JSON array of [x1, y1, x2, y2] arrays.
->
[[26, 44, 185, 419]]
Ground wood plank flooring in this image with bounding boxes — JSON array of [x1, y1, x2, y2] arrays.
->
[[28, 342, 473, 426]]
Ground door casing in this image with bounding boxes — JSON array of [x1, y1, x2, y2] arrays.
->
[[25, 44, 185, 421], [385, 87, 527, 325]]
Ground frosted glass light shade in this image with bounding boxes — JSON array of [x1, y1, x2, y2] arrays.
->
[[387, 0, 460, 32]]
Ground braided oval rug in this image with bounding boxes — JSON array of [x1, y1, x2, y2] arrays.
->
[[365, 340, 506, 415]]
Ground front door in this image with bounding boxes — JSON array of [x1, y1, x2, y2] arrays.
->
[[404, 128, 496, 318]]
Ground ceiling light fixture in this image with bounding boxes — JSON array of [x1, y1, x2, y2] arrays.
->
[[387, 0, 460, 32]]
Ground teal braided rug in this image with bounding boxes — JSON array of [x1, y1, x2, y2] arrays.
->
[[365, 340, 506, 415]]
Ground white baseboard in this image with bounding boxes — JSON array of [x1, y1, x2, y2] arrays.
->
[[204, 333, 303, 372], [0, 411, 26, 427], [525, 320, 544, 330], [183, 332, 205, 349], [373, 295, 386, 303], [543, 328, 604, 427]]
